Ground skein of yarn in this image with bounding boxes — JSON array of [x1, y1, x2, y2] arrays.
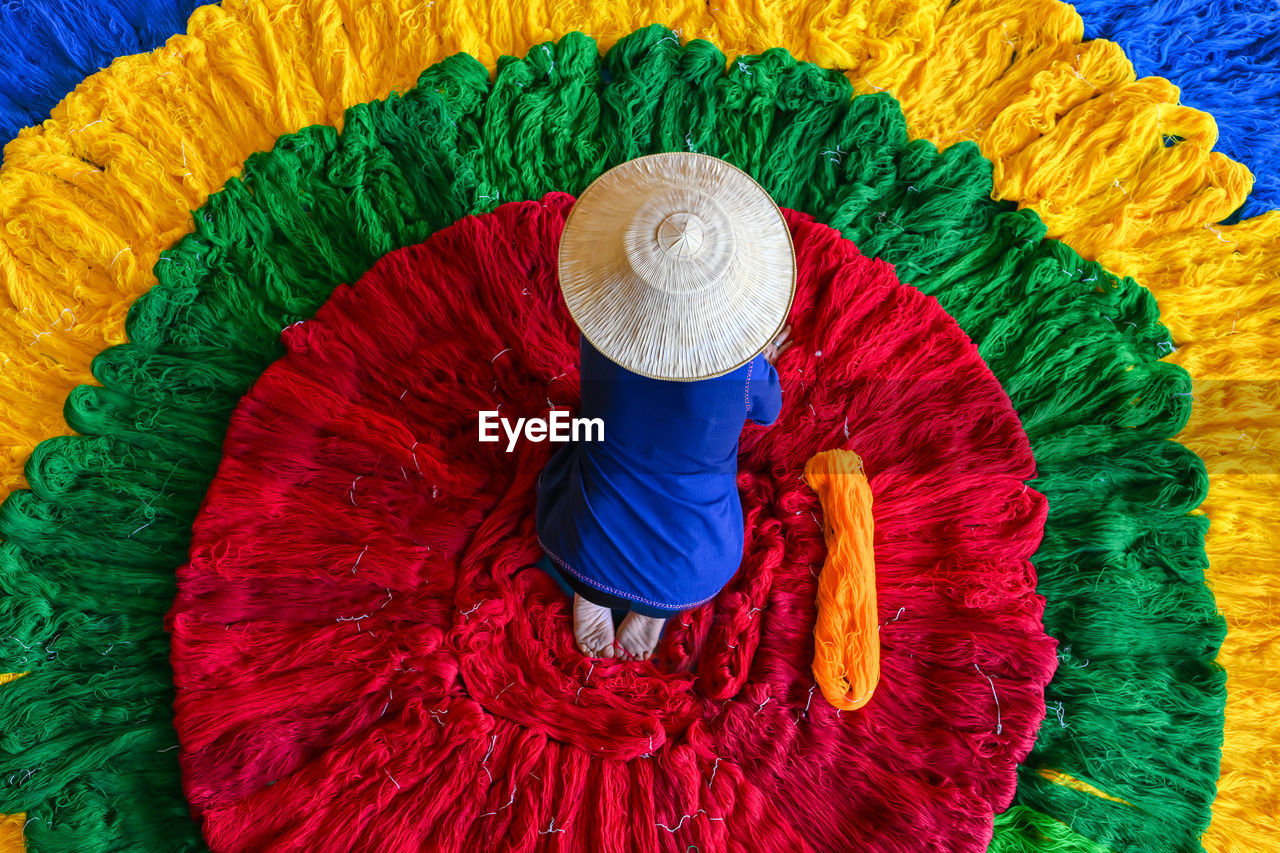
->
[[805, 448, 879, 711]]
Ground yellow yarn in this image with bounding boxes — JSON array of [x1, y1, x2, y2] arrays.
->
[[1037, 768, 1134, 807], [803, 449, 879, 711], [0, 812, 24, 853], [0, 0, 1275, 847]]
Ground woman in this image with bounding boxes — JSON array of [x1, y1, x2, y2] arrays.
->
[[535, 152, 796, 661]]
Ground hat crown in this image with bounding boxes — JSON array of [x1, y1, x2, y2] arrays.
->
[[657, 212, 706, 259], [624, 191, 736, 296]]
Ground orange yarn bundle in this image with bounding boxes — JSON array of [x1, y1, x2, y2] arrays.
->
[[804, 449, 879, 711]]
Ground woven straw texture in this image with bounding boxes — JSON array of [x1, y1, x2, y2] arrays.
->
[[559, 152, 794, 380]]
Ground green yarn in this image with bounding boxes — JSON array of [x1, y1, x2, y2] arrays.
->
[[991, 806, 1117, 853], [0, 25, 1224, 852]]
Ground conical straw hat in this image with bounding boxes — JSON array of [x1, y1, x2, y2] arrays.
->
[[557, 152, 796, 381]]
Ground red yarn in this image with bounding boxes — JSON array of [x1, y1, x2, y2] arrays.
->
[[167, 194, 1056, 852]]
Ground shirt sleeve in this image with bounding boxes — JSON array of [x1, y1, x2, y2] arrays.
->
[[745, 355, 783, 426]]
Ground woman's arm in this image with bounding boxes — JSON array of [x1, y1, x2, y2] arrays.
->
[[747, 325, 789, 425]]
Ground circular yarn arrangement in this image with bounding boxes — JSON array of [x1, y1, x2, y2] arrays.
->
[[0, 26, 1224, 853], [167, 196, 1055, 851]]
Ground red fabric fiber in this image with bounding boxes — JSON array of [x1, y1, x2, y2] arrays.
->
[[166, 193, 1057, 852]]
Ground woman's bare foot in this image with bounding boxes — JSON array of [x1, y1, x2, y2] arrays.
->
[[615, 611, 666, 661], [574, 594, 616, 658]]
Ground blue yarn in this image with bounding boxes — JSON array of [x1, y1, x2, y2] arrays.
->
[[1072, 0, 1280, 219], [0, 0, 207, 139]]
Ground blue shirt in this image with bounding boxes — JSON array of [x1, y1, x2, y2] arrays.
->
[[535, 336, 783, 611]]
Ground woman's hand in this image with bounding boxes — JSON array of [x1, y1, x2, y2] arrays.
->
[[763, 325, 793, 366]]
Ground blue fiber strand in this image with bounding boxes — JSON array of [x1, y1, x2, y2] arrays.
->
[[1072, 0, 1280, 218], [0, 0, 208, 138]]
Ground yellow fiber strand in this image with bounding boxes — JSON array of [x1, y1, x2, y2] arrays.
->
[[1037, 768, 1134, 807], [804, 449, 878, 711], [0, 1, 1275, 847], [1196, 473, 1280, 848], [0, 812, 23, 853]]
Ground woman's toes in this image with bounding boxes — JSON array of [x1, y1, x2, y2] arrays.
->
[[616, 612, 666, 661], [573, 595, 617, 658]]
